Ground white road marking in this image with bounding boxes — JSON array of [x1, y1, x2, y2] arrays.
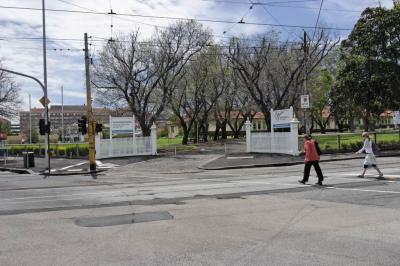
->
[[227, 156, 254, 160], [60, 162, 86, 170]]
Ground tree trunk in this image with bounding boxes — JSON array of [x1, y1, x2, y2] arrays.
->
[[213, 122, 221, 141], [221, 120, 227, 140], [182, 128, 190, 145], [138, 118, 151, 136], [201, 123, 209, 142], [363, 110, 370, 132]]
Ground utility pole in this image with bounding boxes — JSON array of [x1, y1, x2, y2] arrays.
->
[[303, 30, 309, 135], [29, 94, 32, 144], [61, 85, 64, 143], [42, 0, 50, 174], [84, 33, 96, 172]]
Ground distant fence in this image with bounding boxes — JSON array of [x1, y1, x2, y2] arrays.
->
[[95, 123, 157, 159], [313, 130, 400, 152]]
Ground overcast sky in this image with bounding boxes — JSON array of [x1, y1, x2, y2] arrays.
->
[[0, 0, 394, 114]]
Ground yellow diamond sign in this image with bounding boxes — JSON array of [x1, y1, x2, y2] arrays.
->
[[39, 96, 50, 107]]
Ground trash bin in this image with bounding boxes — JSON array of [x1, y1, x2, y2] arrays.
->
[[22, 152, 35, 168]]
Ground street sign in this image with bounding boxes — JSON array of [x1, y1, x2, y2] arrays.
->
[[301, 95, 309, 108], [271, 107, 293, 129], [110, 116, 135, 135], [39, 96, 50, 107]]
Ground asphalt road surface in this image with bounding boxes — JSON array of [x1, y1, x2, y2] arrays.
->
[[1, 156, 400, 265]]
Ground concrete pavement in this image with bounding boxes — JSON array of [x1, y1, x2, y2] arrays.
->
[[200, 150, 400, 170], [2, 156, 400, 265]]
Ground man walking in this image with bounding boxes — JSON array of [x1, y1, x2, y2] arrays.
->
[[298, 134, 324, 186]]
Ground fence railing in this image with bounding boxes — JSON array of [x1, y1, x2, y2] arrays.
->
[[312, 130, 400, 151], [95, 137, 153, 159], [250, 132, 294, 154]]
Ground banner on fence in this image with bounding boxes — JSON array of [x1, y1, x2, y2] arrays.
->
[[110, 116, 135, 136], [271, 107, 293, 129]]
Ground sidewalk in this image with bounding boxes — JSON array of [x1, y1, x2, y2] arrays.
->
[[199, 151, 400, 170]]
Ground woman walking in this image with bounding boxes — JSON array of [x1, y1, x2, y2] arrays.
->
[[298, 134, 324, 186], [356, 132, 384, 179]]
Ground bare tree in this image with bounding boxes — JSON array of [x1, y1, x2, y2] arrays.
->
[[169, 60, 208, 145], [229, 31, 339, 130], [213, 60, 257, 139], [0, 66, 21, 119], [169, 46, 225, 144], [94, 21, 211, 136]]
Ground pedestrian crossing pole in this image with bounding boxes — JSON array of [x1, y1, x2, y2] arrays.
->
[[84, 33, 96, 172]]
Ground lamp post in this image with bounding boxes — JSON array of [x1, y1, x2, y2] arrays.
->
[[29, 94, 32, 144], [42, 0, 50, 174]]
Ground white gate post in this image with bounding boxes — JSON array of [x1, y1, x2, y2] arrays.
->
[[270, 108, 275, 153], [151, 123, 157, 155], [245, 118, 252, 153], [290, 116, 300, 156]]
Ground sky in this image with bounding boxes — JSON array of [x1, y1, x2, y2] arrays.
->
[[0, 0, 394, 116]]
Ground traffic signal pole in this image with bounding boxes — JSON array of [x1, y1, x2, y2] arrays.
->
[[84, 33, 96, 172]]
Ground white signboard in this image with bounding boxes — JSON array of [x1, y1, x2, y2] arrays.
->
[[110, 116, 135, 135], [394, 111, 400, 125], [301, 95, 310, 109], [271, 107, 293, 129]]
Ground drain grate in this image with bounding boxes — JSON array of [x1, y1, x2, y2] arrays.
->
[[74, 211, 173, 227]]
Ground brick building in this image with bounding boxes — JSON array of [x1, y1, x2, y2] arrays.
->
[[19, 105, 115, 139]]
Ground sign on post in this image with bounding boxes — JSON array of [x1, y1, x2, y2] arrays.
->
[[271, 107, 293, 130], [39, 96, 50, 107], [300, 95, 309, 109], [110, 116, 135, 136]]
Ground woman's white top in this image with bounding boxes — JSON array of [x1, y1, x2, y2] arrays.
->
[[358, 139, 373, 154]]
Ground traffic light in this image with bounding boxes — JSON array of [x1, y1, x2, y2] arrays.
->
[[95, 122, 103, 133], [78, 116, 87, 135], [39, 119, 45, 135], [39, 119, 50, 135]]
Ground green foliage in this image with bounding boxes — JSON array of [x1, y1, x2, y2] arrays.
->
[[331, 6, 400, 131], [159, 129, 169, 138]]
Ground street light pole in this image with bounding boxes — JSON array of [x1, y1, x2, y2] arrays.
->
[[29, 94, 32, 144], [61, 85, 64, 142], [84, 33, 96, 172], [42, 0, 50, 173]]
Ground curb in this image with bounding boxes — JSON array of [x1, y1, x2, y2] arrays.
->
[[198, 153, 400, 171], [0, 167, 35, 174], [41, 169, 106, 176]]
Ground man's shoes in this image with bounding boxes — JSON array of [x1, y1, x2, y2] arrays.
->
[[315, 181, 323, 186], [376, 174, 384, 180], [357, 175, 364, 178], [298, 180, 306, 184]]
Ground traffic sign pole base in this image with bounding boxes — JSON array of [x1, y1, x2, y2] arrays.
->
[[89, 163, 96, 172]]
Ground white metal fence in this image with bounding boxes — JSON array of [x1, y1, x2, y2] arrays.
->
[[95, 137, 153, 159], [245, 118, 299, 156], [250, 132, 294, 154], [95, 123, 157, 159]]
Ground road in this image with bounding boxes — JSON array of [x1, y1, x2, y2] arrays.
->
[[1, 156, 400, 265]]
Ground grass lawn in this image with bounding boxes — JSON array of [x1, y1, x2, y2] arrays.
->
[[313, 131, 400, 151]]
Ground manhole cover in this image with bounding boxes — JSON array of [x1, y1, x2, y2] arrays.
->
[[74, 211, 173, 227]]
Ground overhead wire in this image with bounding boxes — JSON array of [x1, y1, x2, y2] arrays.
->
[[0, 5, 353, 31], [222, 3, 254, 35]]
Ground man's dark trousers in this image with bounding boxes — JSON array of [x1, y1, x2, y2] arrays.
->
[[303, 161, 324, 182]]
